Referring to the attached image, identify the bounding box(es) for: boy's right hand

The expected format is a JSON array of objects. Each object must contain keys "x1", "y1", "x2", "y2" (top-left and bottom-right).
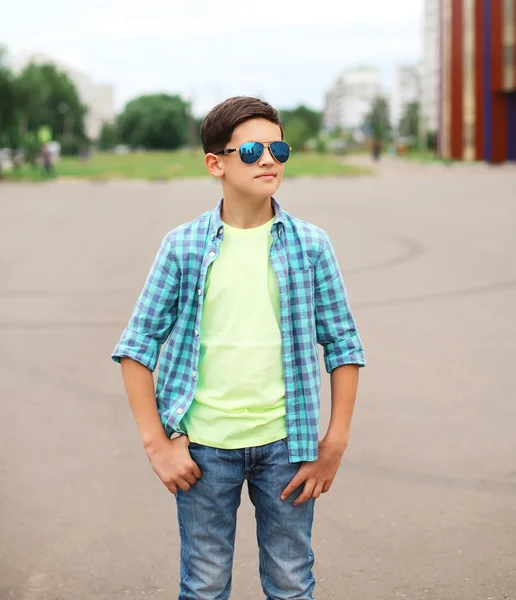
[{"x1": 144, "y1": 435, "x2": 202, "y2": 494}]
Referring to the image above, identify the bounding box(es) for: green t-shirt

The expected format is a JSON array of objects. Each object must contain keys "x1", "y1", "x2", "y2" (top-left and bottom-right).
[{"x1": 181, "y1": 217, "x2": 287, "y2": 448}]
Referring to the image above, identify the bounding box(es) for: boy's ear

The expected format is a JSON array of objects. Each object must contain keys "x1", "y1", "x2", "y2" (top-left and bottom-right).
[{"x1": 205, "y1": 153, "x2": 224, "y2": 178}]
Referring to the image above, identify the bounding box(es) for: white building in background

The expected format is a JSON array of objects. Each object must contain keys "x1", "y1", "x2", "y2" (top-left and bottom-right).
[
  {"x1": 11, "y1": 52, "x2": 115, "y2": 141},
  {"x1": 391, "y1": 65, "x2": 421, "y2": 136},
  {"x1": 323, "y1": 68, "x2": 381, "y2": 133},
  {"x1": 420, "y1": 0, "x2": 440, "y2": 138}
]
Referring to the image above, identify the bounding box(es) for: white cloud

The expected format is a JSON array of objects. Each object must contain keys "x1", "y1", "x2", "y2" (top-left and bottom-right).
[{"x1": 3, "y1": 0, "x2": 423, "y2": 113}]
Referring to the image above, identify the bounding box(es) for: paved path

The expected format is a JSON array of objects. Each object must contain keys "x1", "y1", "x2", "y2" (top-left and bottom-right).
[
  {"x1": 346, "y1": 153, "x2": 516, "y2": 179},
  {"x1": 1, "y1": 165, "x2": 515, "y2": 599}
]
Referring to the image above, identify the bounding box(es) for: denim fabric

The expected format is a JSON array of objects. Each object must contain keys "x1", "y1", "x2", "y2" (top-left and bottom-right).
[{"x1": 175, "y1": 439, "x2": 315, "y2": 600}]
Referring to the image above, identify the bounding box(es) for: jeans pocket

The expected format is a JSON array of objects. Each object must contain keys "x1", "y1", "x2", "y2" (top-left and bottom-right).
[{"x1": 188, "y1": 442, "x2": 203, "y2": 451}]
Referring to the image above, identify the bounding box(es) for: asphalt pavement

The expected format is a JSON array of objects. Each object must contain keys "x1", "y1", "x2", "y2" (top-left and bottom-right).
[{"x1": 1, "y1": 161, "x2": 515, "y2": 599}]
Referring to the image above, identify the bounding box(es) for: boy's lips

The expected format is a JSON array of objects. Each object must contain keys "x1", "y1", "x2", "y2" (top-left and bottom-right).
[{"x1": 255, "y1": 172, "x2": 276, "y2": 179}]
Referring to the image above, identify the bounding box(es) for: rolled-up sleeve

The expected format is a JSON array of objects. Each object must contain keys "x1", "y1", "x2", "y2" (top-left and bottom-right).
[
  {"x1": 314, "y1": 233, "x2": 366, "y2": 373},
  {"x1": 111, "y1": 232, "x2": 180, "y2": 372}
]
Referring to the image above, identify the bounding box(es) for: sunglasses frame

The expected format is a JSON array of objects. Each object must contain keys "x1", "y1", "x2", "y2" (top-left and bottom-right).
[{"x1": 214, "y1": 141, "x2": 291, "y2": 164}]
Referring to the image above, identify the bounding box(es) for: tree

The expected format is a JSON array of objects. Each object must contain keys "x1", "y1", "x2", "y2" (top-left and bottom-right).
[
  {"x1": 16, "y1": 62, "x2": 87, "y2": 153},
  {"x1": 98, "y1": 122, "x2": 118, "y2": 150},
  {"x1": 194, "y1": 117, "x2": 204, "y2": 146},
  {"x1": 280, "y1": 105, "x2": 321, "y2": 149},
  {"x1": 426, "y1": 131, "x2": 437, "y2": 152},
  {"x1": 364, "y1": 95, "x2": 391, "y2": 144},
  {"x1": 117, "y1": 94, "x2": 189, "y2": 150},
  {"x1": 283, "y1": 117, "x2": 312, "y2": 152},
  {"x1": 0, "y1": 66, "x2": 16, "y2": 143},
  {"x1": 0, "y1": 46, "x2": 18, "y2": 148},
  {"x1": 398, "y1": 101, "x2": 420, "y2": 144}
]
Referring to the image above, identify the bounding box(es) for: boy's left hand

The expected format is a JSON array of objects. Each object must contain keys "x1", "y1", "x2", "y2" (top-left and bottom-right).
[{"x1": 281, "y1": 437, "x2": 347, "y2": 506}]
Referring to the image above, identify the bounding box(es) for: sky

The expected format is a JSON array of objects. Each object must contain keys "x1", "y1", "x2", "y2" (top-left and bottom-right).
[{"x1": 2, "y1": 0, "x2": 424, "y2": 117}]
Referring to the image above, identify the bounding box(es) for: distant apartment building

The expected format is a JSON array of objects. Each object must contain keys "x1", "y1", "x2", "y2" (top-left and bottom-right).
[
  {"x1": 323, "y1": 68, "x2": 381, "y2": 132},
  {"x1": 12, "y1": 52, "x2": 115, "y2": 141},
  {"x1": 421, "y1": 0, "x2": 441, "y2": 139},
  {"x1": 440, "y1": 0, "x2": 516, "y2": 162},
  {"x1": 391, "y1": 65, "x2": 421, "y2": 135}
]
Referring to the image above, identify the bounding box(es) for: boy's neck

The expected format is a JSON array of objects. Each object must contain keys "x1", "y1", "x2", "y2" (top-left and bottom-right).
[{"x1": 220, "y1": 192, "x2": 274, "y2": 229}]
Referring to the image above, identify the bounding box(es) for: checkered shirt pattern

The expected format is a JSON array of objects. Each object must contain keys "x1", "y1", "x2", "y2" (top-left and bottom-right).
[{"x1": 112, "y1": 198, "x2": 365, "y2": 462}]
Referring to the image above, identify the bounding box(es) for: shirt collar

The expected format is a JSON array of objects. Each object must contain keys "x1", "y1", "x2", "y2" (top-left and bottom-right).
[{"x1": 210, "y1": 197, "x2": 285, "y2": 240}]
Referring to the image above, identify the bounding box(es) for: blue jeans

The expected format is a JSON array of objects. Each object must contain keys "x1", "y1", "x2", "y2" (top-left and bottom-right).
[{"x1": 175, "y1": 438, "x2": 316, "y2": 600}]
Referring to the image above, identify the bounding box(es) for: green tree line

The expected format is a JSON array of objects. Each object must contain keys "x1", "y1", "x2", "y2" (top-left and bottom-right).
[
  {"x1": 99, "y1": 101, "x2": 324, "y2": 153},
  {"x1": 2, "y1": 41, "x2": 429, "y2": 162},
  {"x1": 0, "y1": 46, "x2": 88, "y2": 155},
  {"x1": 1, "y1": 43, "x2": 325, "y2": 157}
]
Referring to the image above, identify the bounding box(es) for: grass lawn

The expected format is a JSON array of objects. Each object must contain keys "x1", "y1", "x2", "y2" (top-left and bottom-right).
[
  {"x1": 3, "y1": 150, "x2": 371, "y2": 182},
  {"x1": 403, "y1": 150, "x2": 444, "y2": 163}
]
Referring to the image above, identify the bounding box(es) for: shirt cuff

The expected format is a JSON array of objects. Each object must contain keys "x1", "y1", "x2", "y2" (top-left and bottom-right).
[
  {"x1": 323, "y1": 339, "x2": 366, "y2": 373},
  {"x1": 111, "y1": 328, "x2": 160, "y2": 372}
]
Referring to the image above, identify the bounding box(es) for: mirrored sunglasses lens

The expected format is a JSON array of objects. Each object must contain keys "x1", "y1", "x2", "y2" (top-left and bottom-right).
[
  {"x1": 239, "y1": 142, "x2": 264, "y2": 164},
  {"x1": 270, "y1": 141, "x2": 290, "y2": 163}
]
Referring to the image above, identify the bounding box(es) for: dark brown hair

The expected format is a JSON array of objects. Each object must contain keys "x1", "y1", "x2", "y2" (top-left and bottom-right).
[{"x1": 200, "y1": 96, "x2": 283, "y2": 154}]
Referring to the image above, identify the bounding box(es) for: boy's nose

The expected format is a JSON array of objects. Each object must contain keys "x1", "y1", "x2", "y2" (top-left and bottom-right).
[{"x1": 258, "y1": 146, "x2": 274, "y2": 167}]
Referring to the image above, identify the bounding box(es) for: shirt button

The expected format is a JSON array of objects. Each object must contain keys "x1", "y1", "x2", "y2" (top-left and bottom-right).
[
  {"x1": 192, "y1": 371, "x2": 197, "y2": 378},
  {"x1": 209, "y1": 251, "x2": 215, "y2": 257},
  {"x1": 218, "y1": 227, "x2": 223, "y2": 235},
  {"x1": 176, "y1": 408, "x2": 183, "y2": 414},
  {"x1": 198, "y1": 289, "x2": 202, "y2": 296},
  {"x1": 195, "y1": 329, "x2": 199, "y2": 336}
]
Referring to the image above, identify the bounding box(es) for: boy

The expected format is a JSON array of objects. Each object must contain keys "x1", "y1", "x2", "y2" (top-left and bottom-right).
[{"x1": 112, "y1": 96, "x2": 366, "y2": 600}]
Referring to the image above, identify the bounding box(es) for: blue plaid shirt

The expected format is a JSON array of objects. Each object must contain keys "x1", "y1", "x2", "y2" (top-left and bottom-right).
[{"x1": 112, "y1": 198, "x2": 365, "y2": 462}]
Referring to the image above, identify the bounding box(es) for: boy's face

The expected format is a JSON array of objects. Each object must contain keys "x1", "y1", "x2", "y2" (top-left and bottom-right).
[{"x1": 206, "y1": 118, "x2": 285, "y2": 198}]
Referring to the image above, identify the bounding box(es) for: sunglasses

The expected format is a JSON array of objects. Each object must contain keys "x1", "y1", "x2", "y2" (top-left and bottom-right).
[{"x1": 214, "y1": 141, "x2": 291, "y2": 165}]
